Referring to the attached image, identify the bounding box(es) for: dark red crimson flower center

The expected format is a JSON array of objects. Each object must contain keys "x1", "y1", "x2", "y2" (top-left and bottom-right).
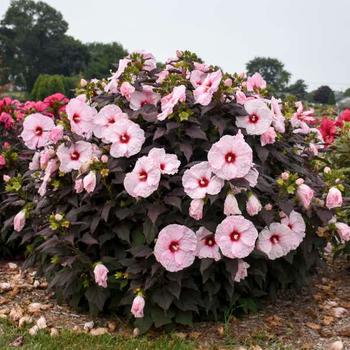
[
  {"x1": 140, "y1": 100, "x2": 148, "y2": 107},
  {"x1": 169, "y1": 241, "x2": 180, "y2": 253},
  {"x1": 198, "y1": 177, "x2": 209, "y2": 188},
  {"x1": 70, "y1": 151, "x2": 80, "y2": 161},
  {"x1": 225, "y1": 152, "x2": 236, "y2": 163},
  {"x1": 230, "y1": 231, "x2": 240, "y2": 242},
  {"x1": 72, "y1": 113, "x2": 81, "y2": 123},
  {"x1": 35, "y1": 126, "x2": 43, "y2": 136},
  {"x1": 160, "y1": 163, "x2": 165, "y2": 171},
  {"x1": 205, "y1": 236, "x2": 216, "y2": 247},
  {"x1": 249, "y1": 114, "x2": 259, "y2": 124},
  {"x1": 138, "y1": 170, "x2": 148, "y2": 182},
  {"x1": 270, "y1": 234, "x2": 280, "y2": 244},
  {"x1": 108, "y1": 116, "x2": 116, "y2": 124},
  {"x1": 120, "y1": 133, "x2": 130, "y2": 144},
  {"x1": 288, "y1": 223, "x2": 293, "y2": 229}
]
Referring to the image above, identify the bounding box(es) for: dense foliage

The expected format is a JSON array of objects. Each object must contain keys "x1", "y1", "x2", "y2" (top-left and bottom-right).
[{"x1": 2, "y1": 51, "x2": 347, "y2": 332}]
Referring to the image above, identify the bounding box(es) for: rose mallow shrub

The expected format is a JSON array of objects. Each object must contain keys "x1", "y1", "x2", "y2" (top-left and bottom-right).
[{"x1": 7, "y1": 51, "x2": 341, "y2": 331}]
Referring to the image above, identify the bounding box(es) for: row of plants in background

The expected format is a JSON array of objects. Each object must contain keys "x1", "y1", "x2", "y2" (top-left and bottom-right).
[{"x1": 1, "y1": 50, "x2": 349, "y2": 332}]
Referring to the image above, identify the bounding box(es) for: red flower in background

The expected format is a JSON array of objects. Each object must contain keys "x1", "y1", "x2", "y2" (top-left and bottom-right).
[
  {"x1": 336, "y1": 108, "x2": 350, "y2": 127},
  {"x1": 319, "y1": 118, "x2": 337, "y2": 145}
]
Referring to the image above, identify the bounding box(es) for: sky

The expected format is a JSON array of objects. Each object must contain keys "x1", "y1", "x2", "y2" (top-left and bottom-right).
[{"x1": 0, "y1": 0, "x2": 349, "y2": 91}]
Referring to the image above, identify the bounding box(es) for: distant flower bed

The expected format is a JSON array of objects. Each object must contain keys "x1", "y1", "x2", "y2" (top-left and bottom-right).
[{"x1": 2, "y1": 51, "x2": 348, "y2": 331}]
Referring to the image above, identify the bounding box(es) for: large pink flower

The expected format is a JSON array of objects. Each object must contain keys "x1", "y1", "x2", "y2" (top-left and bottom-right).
[
  {"x1": 93, "y1": 104, "x2": 128, "y2": 139},
  {"x1": 193, "y1": 70, "x2": 222, "y2": 106},
  {"x1": 281, "y1": 210, "x2": 306, "y2": 249},
  {"x1": 154, "y1": 224, "x2": 197, "y2": 272},
  {"x1": 66, "y1": 98, "x2": 96, "y2": 138},
  {"x1": 182, "y1": 162, "x2": 224, "y2": 199},
  {"x1": 158, "y1": 85, "x2": 186, "y2": 121},
  {"x1": 148, "y1": 148, "x2": 181, "y2": 175},
  {"x1": 129, "y1": 86, "x2": 160, "y2": 111},
  {"x1": 208, "y1": 131, "x2": 253, "y2": 180},
  {"x1": 103, "y1": 119, "x2": 145, "y2": 158},
  {"x1": 215, "y1": 215, "x2": 258, "y2": 259},
  {"x1": 236, "y1": 99, "x2": 273, "y2": 135},
  {"x1": 124, "y1": 156, "x2": 161, "y2": 198},
  {"x1": 21, "y1": 113, "x2": 55, "y2": 150},
  {"x1": 56, "y1": 141, "x2": 93, "y2": 173},
  {"x1": 196, "y1": 227, "x2": 221, "y2": 261},
  {"x1": 257, "y1": 223, "x2": 299, "y2": 260},
  {"x1": 246, "y1": 73, "x2": 266, "y2": 91}
]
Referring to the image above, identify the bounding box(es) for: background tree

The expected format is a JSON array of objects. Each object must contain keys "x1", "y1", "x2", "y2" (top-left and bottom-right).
[
  {"x1": 312, "y1": 85, "x2": 335, "y2": 105},
  {"x1": 246, "y1": 57, "x2": 291, "y2": 94},
  {"x1": 0, "y1": 0, "x2": 89, "y2": 90},
  {"x1": 286, "y1": 79, "x2": 308, "y2": 100},
  {"x1": 84, "y1": 42, "x2": 128, "y2": 79},
  {"x1": 343, "y1": 87, "x2": 350, "y2": 97}
]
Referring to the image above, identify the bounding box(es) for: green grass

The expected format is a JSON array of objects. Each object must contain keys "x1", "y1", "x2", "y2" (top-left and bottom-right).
[{"x1": 0, "y1": 320, "x2": 196, "y2": 350}]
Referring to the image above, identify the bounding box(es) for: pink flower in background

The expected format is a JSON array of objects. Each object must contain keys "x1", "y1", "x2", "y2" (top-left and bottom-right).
[
  {"x1": 124, "y1": 156, "x2": 161, "y2": 198},
  {"x1": 182, "y1": 162, "x2": 224, "y2": 199},
  {"x1": 56, "y1": 141, "x2": 93, "y2": 173},
  {"x1": 66, "y1": 98, "x2": 96, "y2": 138},
  {"x1": 244, "y1": 168, "x2": 259, "y2": 187},
  {"x1": 290, "y1": 101, "x2": 315, "y2": 133},
  {"x1": 148, "y1": 148, "x2": 180, "y2": 175},
  {"x1": 0, "y1": 112, "x2": 14, "y2": 129},
  {"x1": 193, "y1": 70, "x2": 222, "y2": 106},
  {"x1": 154, "y1": 224, "x2": 197, "y2": 272},
  {"x1": 196, "y1": 227, "x2": 221, "y2": 261},
  {"x1": 132, "y1": 50, "x2": 157, "y2": 71},
  {"x1": 270, "y1": 97, "x2": 285, "y2": 133},
  {"x1": 131, "y1": 295, "x2": 145, "y2": 318},
  {"x1": 156, "y1": 70, "x2": 169, "y2": 84},
  {"x1": 158, "y1": 85, "x2": 186, "y2": 121},
  {"x1": 0, "y1": 155, "x2": 5, "y2": 168},
  {"x1": 93, "y1": 104, "x2": 128, "y2": 139},
  {"x1": 74, "y1": 178, "x2": 84, "y2": 193},
  {"x1": 224, "y1": 193, "x2": 242, "y2": 216},
  {"x1": 49, "y1": 125, "x2": 64, "y2": 144},
  {"x1": 120, "y1": 82, "x2": 135, "y2": 100},
  {"x1": 296, "y1": 184, "x2": 314, "y2": 209},
  {"x1": 260, "y1": 127, "x2": 277, "y2": 146},
  {"x1": 104, "y1": 119, "x2": 145, "y2": 158},
  {"x1": 234, "y1": 260, "x2": 250, "y2": 282},
  {"x1": 129, "y1": 86, "x2": 161, "y2": 111},
  {"x1": 189, "y1": 199, "x2": 204, "y2": 221},
  {"x1": 21, "y1": 113, "x2": 55, "y2": 150},
  {"x1": 208, "y1": 131, "x2": 253, "y2": 180},
  {"x1": 93, "y1": 264, "x2": 109, "y2": 288},
  {"x1": 335, "y1": 222, "x2": 350, "y2": 242},
  {"x1": 257, "y1": 223, "x2": 298, "y2": 260},
  {"x1": 215, "y1": 215, "x2": 258, "y2": 259},
  {"x1": 14, "y1": 209, "x2": 26, "y2": 232},
  {"x1": 246, "y1": 193, "x2": 262, "y2": 216},
  {"x1": 236, "y1": 99, "x2": 273, "y2": 135},
  {"x1": 246, "y1": 73, "x2": 266, "y2": 91},
  {"x1": 83, "y1": 171, "x2": 97, "y2": 193},
  {"x1": 326, "y1": 187, "x2": 343, "y2": 209}
]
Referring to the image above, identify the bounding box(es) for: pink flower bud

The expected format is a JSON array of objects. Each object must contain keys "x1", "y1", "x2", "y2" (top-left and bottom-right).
[
  {"x1": 264, "y1": 203, "x2": 273, "y2": 211},
  {"x1": 0, "y1": 155, "x2": 6, "y2": 168},
  {"x1": 295, "y1": 178, "x2": 304, "y2": 185},
  {"x1": 3, "y1": 142, "x2": 10, "y2": 150},
  {"x1": 83, "y1": 171, "x2": 96, "y2": 193},
  {"x1": 189, "y1": 199, "x2": 204, "y2": 221},
  {"x1": 54, "y1": 214, "x2": 63, "y2": 221},
  {"x1": 224, "y1": 78, "x2": 232, "y2": 87},
  {"x1": 14, "y1": 210, "x2": 26, "y2": 232},
  {"x1": 281, "y1": 172, "x2": 289, "y2": 181},
  {"x1": 326, "y1": 187, "x2": 343, "y2": 209},
  {"x1": 246, "y1": 194, "x2": 262, "y2": 216},
  {"x1": 260, "y1": 127, "x2": 277, "y2": 146},
  {"x1": 101, "y1": 155, "x2": 108, "y2": 163},
  {"x1": 93, "y1": 264, "x2": 109, "y2": 288},
  {"x1": 296, "y1": 184, "x2": 314, "y2": 209},
  {"x1": 80, "y1": 79, "x2": 87, "y2": 87},
  {"x1": 74, "y1": 179, "x2": 84, "y2": 193},
  {"x1": 335, "y1": 222, "x2": 350, "y2": 242},
  {"x1": 131, "y1": 295, "x2": 145, "y2": 318},
  {"x1": 224, "y1": 193, "x2": 241, "y2": 216},
  {"x1": 3, "y1": 174, "x2": 10, "y2": 182}
]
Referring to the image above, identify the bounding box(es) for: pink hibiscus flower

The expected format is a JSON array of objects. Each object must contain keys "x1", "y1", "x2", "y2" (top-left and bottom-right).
[
  {"x1": 257, "y1": 223, "x2": 299, "y2": 260},
  {"x1": 196, "y1": 227, "x2": 221, "y2": 261},
  {"x1": 207, "y1": 131, "x2": 253, "y2": 180},
  {"x1": 154, "y1": 224, "x2": 197, "y2": 272},
  {"x1": 246, "y1": 73, "x2": 266, "y2": 91},
  {"x1": 20, "y1": 113, "x2": 55, "y2": 150},
  {"x1": 215, "y1": 215, "x2": 258, "y2": 259},
  {"x1": 270, "y1": 97, "x2": 285, "y2": 133},
  {"x1": 158, "y1": 85, "x2": 186, "y2": 121},
  {"x1": 66, "y1": 98, "x2": 96, "y2": 138},
  {"x1": 193, "y1": 70, "x2": 222, "y2": 106},
  {"x1": 189, "y1": 199, "x2": 204, "y2": 221},
  {"x1": 103, "y1": 119, "x2": 145, "y2": 158},
  {"x1": 234, "y1": 259, "x2": 250, "y2": 282},
  {"x1": 260, "y1": 127, "x2": 277, "y2": 146},
  {"x1": 56, "y1": 141, "x2": 93, "y2": 173},
  {"x1": 244, "y1": 167, "x2": 259, "y2": 187},
  {"x1": 123, "y1": 156, "x2": 161, "y2": 198},
  {"x1": 182, "y1": 162, "x2": 224, "y2": 199},
  {"x1": 93, "y1": 104, "x2": 128, "y2": 139},
  {"x1": 281, "y1": 210, "x2": 306, "y2": 249},
  {"x1": 236, "y1": 99, "x2": 273, "y2": 135},
  {"x1": 296, "y1": 183, "x2": 314, "y2": 209},
  {"x1": 148, "y1": 148, "x2": 180, "y2": 175},
  {"x1": 129, "y1": 86, "x2": 160, "y2": 111}
]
